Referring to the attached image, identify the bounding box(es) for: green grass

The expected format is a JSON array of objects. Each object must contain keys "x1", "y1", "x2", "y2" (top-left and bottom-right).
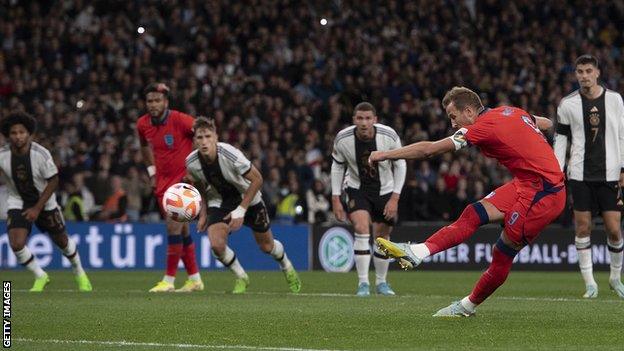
[{"x1": 2, "y1": 270, "x2": 624, "y2": 350}]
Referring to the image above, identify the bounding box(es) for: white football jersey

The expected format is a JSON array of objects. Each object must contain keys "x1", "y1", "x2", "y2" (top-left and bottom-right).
[
  {"x1": 554, "y1": 88, "x2": 624, "y2": 182},
  {"x1": 185, "y1": 142, "x2": 262, "y2": 208},
  {"x1": 331, "y1": 123, "x2": 406, "y2": 196},
  {"x1": 0, "y1": 142, "x2": 60, "y2": 210}
]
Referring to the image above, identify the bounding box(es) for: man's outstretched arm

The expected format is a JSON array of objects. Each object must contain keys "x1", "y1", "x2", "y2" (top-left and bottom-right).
[{"x1": 370, "y1": 138, "x2": 455, "y2": 163}]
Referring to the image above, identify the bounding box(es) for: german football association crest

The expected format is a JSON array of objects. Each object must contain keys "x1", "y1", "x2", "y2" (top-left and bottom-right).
[
  {"x1": 589, "y1": 115, "x2": 600, "y2": 126},
  {"x1": 319, "y1": 227, "x2": 355, "y2": 272},
  {"x1": 589, "y1": 106, "x2": 600, "y2": 126}
]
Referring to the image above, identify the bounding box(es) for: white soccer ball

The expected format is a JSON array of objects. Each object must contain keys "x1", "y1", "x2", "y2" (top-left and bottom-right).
[{"x1": 162, "y1": 183, "x2": 202, "y2": 222}]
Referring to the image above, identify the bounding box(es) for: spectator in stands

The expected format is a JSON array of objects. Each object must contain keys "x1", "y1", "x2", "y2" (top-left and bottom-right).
[
  {"x1": 429, "y1": 178, "x2": 453, "y2": 221},
  {"x1": 71, "y1": 172, "x2": 95, "y2": 217},
  {"x1": 262, "y1": 167, "x2": 282, "y2": 218},
  {"x1": 94, "y1": 175, "x2": 127, "y2": 222},
  {"x1": 306, "y1": 179, "x2": 330, "y2": 224},
  {"x1": 276, "y1": 179, "x2": 303, "y2": 223},
  {"x1": 415, "y1": 161, "x2": 437, "y2": 189},
  {"x1": 63, "y1": 180, "x2": 87, "y2": 221},
  {"x1": 124, "y1": 166, "x2": 151, "y2": 222}
]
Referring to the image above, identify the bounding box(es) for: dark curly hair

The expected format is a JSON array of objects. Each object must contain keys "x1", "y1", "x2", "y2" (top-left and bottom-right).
[
  {"x1": 1, "y1": 111, "x2": 37, "y2": 138},
  {"x1": 143, "y1": 82, "x2": 170, "y2": 99}
]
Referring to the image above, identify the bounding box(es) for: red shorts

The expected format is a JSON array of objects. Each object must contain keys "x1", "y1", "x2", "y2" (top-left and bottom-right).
[{"x1": 485, "y1": 178, "x2": 566, "y2": 245}]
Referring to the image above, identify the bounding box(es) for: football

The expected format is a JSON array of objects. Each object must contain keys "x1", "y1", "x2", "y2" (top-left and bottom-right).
[{"x1": 162, "y1": 183, "x2": 202, "y2": 222}]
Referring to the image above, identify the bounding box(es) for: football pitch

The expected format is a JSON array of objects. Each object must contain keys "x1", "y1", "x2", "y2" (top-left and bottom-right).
[{"x1": 3, "y1": 270, "x2": 623, "y2": 350}]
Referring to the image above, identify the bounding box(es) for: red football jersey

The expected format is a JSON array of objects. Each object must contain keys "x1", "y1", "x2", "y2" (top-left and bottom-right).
[
  {"x1": 136, "y1": 109, "x2": 195, "y2": 196},
  {"x1": 454, "y1": 106, "x2": 564, "y2": 185}
]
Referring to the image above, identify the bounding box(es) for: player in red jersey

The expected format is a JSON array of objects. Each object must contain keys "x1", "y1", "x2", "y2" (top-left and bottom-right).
[
  {"x1": 371, "y1": 87, "x2": 566, "y2": 316},
  {"x1": 136, "y1": 83, "x2": 203, "y2": 292}
]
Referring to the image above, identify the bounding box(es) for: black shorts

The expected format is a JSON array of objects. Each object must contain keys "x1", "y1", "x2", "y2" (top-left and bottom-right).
[
  {"x1": 207, "y1": 201, "x2": 271, "y2": 233},
  {"x1": 344, "y1": 187, "x2": 395, "y2": 225},
  {"x1": 7, "y1": 208, "x2": 66, "y2": 235},
  {"x1": 568, "y1": 180, "x2": 622, "y2": 212}
]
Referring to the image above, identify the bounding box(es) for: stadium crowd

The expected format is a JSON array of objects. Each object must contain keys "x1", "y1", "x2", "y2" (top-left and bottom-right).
[{"x1": 0, "y1": 0, "x2": 623, "y2": 223}]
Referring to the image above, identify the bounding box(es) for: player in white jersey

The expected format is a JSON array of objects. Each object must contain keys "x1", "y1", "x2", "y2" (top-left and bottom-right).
[
  {"x1": 0, "y1": 112, "x2": 91, "y2": 292},
  {"x1": 331, "y1": 102, "x2": 406, "y2": 296},
  {"x1": 554, "y1": 55, "x2": 624, "y2": 298},
  {"x1": 186, "y1": 117, "x2": 301, "y2": 294}
]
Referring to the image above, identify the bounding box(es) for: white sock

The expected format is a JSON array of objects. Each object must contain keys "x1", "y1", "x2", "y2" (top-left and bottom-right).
[
  {"x1": 461, "y1": 296, "x2": 477, "y2": 312},
  {"x1": 354, "y1": 234, "x2": 371, "y2": 284},
  {"x1": 188, "y1": 273, "x2": 201, "y2": 281},
  {"x1": 575, "y1": 236, "x2": 596, "y2": 287},
  {"x1": 608, "y1": 238, "x2": 623, "y2": 282},
  {"x1": 14, "y1": 247, "x2": 46, "y2": 278},
  {"x1": 409, "y1": 243, "x2": 431, "y2": 259},
  {"x1": 61, "y1": 237, "x2": 85, "y2": 275},
  {"x1": 270, "y1": 240, "x2": 293, "y2": 271},
  {"x1": 218, "y1": 246, "x2": 247, "y2": 279},
  {"x1": 163, "y1": 275, "x2": 175, "y2": 284},
  {"x1": 373, "y1": 245, "x2": 389, "y2": 285}
]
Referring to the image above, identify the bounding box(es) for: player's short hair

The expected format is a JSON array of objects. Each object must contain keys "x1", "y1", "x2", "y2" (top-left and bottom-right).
[
  {"x1": 353, "y1": 102, "x2": 376, "y2": 116},
  {"x1": 143, "y1": 82, "x2": 170, "y2": 99},
  {"x1": 575, "y1": 54, "x2": 599, "y2": 69},
  {"x1": 442, "y1": 86, "x2": 483, "y2": 111},
  {"x1": 193, "y1": 116, "x2": 217, "y2": 134},
  {"x1": 1, "y1": 111, "x2": 37, "y2": 137}
]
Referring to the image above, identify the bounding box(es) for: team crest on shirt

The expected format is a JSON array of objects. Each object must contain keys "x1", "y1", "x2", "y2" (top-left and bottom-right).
[
  {"x1": 589, "y1": 106, "x2": 600, "y2": 126},
  {"x1": 15, "y1": 165, "x2": 28, "y2": 182},
  {"x1": 502, "y1": 107, "x2": 513, "y2": 116},
  {"x1": 164, "y1": 134, "x2": 174, "y2": 149},
  {"x1": 589, "y1": 115, "x2": 600, "y2": 126}
]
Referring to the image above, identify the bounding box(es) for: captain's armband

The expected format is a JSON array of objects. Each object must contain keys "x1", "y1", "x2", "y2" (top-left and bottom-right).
[{"x1": 450, "y1": 128, "x2": 469, "y2": 150}]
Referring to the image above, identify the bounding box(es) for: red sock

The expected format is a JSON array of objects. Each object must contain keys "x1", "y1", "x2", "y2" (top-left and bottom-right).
[
  {"x1": 425, "y1": 203, "x2": 487, "y2": 255},
  {"x1": 166, "y1": 236, "x2": 184, "y2": 277},
  {"x1": 469, "y1": 243, "x2": 515, "y2": 304},
  {"x1": 181, "y1": 236, "x2": 199, "y2": 276}
]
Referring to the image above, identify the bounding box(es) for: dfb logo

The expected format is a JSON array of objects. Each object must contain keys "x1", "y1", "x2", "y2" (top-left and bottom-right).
[{"x1": 319, "y1": 227, "x2": 355, "y2": 273}]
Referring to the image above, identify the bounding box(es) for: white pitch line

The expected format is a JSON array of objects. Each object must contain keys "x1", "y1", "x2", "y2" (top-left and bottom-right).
[
  {"x1": 255, "y1": 291, "x2": 624, "y2": 304},
  {"x1": 12, "y1": 289, "x2": 624, "y2": 304},
  {"x1": 14, "y1": 338, "x2": 344, "y2": 351}
]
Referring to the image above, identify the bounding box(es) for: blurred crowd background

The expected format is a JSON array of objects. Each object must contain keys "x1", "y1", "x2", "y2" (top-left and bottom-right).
[{"x1": 1, "y1": 0, "x2": 623, "y2": 224}]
